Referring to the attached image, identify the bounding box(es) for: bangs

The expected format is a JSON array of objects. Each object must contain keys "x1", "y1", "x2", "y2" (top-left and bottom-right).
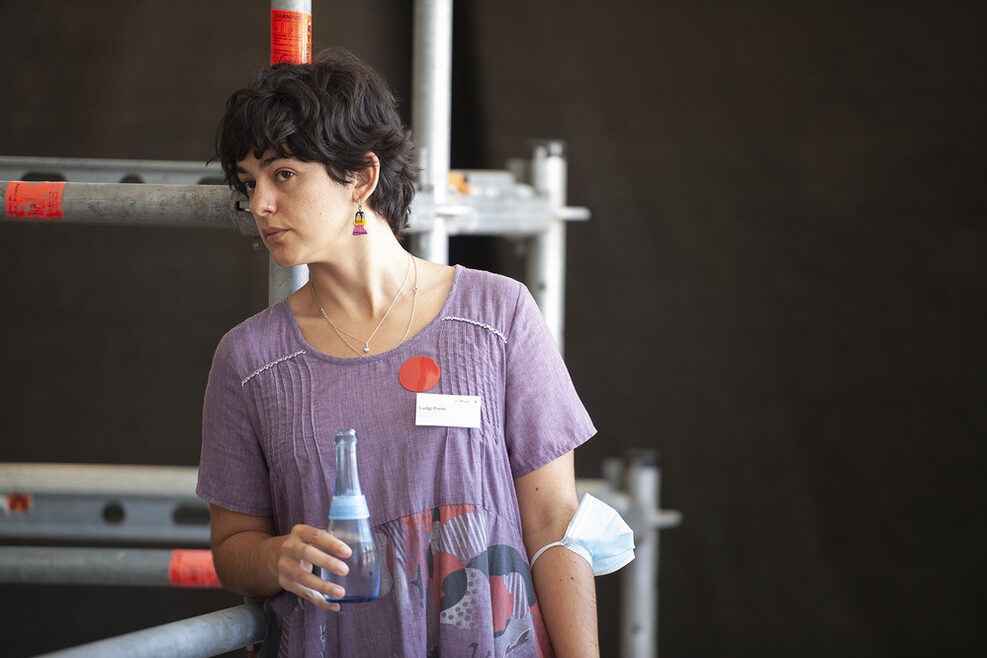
[
  {"x1": 218, "y1": 81, "x2": 350, "y2": 192},
  {"x1": 219, "y1": 92, "x2": 300, "y2": 190}
]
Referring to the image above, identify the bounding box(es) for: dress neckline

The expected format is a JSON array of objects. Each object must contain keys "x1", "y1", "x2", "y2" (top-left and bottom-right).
[{"x1": 281, "y1": 264, "x2": 463, "y2": 364}]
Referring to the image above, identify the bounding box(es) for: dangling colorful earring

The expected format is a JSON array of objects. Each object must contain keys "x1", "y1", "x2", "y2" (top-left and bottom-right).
[{"x1": 353, "y1": 199, "x2": 368, "y2": 235}]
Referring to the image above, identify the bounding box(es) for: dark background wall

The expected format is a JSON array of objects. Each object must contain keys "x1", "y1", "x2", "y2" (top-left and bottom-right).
[{"x1": 1, "y1": 1, "x2": 983, "y2": 656}]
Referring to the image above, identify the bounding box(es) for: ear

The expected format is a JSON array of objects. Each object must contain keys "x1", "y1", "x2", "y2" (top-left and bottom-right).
[{"x1": 352, "y1": 153, "x2": 381, "y2": 205}]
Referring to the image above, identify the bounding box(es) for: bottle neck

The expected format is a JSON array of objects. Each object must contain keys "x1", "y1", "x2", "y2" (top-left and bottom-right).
[{"x1": 334, "y1": 436, "x2": 362, "y2": 496}]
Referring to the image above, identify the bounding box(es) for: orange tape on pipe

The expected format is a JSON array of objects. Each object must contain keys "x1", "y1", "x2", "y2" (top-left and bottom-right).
[
  {"x1": 271, "y1": 9, "x2": 312, "y2": 65},
  {"x1": 5, "y1": 181, "x2": 65, "y2": 219},
  {"x1": 168, "y1": 549, "x2": 221, "y2": 588}
]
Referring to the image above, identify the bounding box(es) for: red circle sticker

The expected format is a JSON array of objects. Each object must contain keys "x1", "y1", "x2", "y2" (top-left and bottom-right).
[{"x1": 399, "y1": 356, "x2": 441, "y2": 392}]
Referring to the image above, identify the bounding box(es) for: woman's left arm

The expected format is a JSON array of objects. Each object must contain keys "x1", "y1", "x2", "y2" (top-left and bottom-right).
[{"x1": 515, "y1": 451, "x2": 599, "y2": 657}]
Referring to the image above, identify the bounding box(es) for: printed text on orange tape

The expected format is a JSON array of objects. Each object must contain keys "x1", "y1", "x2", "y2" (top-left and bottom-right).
[
  {"x1": 5, "y1": 181, "x2": 66, "y2": 219},
  {"x1": 270, "y1": 10, "x2": 312, "y2": 65},
  {"x1": 168, "y1": 549, "x2": 221, "y2": 588}
]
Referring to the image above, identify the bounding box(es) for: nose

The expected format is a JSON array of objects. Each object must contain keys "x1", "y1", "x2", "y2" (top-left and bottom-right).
[{"x1": 250, "y1": 181, "x2": 275, "y2": 217}]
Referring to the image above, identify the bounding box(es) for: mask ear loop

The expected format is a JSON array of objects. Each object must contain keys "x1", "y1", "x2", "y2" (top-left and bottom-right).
[
  {"x1": 529, "y1": 540, "x2": 567, "y2": 569},
  {"x1": 530, "y1": 493, "x2": 593, "y2": 569}
]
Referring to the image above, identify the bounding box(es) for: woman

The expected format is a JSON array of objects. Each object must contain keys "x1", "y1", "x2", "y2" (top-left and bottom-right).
[{"x1": 197, "y1": 47, "x2": 599, "y2": 657}]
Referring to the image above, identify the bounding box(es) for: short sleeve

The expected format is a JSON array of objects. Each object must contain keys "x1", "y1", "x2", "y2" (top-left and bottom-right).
[
  {"x1": 196, "y1": 332, "x2": 273, "y2": 516},
  {"x1": 503, "y1": 283, "x2": 596, "y2": 477}
]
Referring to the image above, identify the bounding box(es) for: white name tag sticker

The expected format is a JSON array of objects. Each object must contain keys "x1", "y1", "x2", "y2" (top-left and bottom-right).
[{"x1": 416, "y1": 393, "x2": 481, "y2": 429}]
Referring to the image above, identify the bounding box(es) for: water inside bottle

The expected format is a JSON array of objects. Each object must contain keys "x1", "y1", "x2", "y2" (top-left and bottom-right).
[{"x1": 318, "y1": 538, "x2": 380, "y2": 603}]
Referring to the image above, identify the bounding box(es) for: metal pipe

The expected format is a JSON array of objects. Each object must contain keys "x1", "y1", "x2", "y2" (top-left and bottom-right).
[
  {"x1": 266, "y1": 0, "x2": 312, "y2": 303},
  {"x1": 268, "y1": 257, "x2": 309, "y2": 306},
  {"x1": 1, "y1": 181, "x2": 252, "y2": 231},
  {"x1": 410, "y1": 0, "x2": 453, "y2": 264},
  {"x1": 35, "y1": 603, "x2": 265, "y2": 658},
  {"x1": 271, "y1": 0, "x2": 310, "y2": 13},
  {"x1": 410, "y1": 210, "x2": 450, "y2": 266},
  {"x1": 0, "y1": 547, "x2": 219, "y2": 588},
  {"x1": 0, "y1": 494, "x2": 211, "y2": 545},
  {"x1": 526, "y1": 140, "x2": 569, "y2": 353},
  {"x1": 621, "y1": 452, "x2": 660, "y2": 658},
  {"x1": 0, "y1": 463, "x2": 210, "y2": 545},
  {"x1": 0, "y1": 155, "x2": 222, "y2": 184},
  {"x1": 0, "y1": 462, "x2": 199, "y2": 496}
]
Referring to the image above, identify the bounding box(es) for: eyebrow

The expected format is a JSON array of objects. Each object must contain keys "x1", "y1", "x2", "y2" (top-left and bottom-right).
[{"x1": 235, "y1": 154, "x2": 283, "y2": 175}]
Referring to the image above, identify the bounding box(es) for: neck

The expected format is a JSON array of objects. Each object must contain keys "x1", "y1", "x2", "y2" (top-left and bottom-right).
[{"x1": 306, "y1": 223, "x2": 411, "y2": 321}]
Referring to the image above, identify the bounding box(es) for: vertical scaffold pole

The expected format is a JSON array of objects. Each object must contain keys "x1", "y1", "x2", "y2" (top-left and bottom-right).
[
  {"x1": 527, "y1": 140, "x2": 569, "y2": 353},
  {"x1": 410, "y1": 0, "x2": 453, "y2": 265},
  {"x1": 621, "y1": 452, "x2": 660, "y2": 658},
  {"x1": 267, "y1": 0, "x2": 313, "y2": 304}
]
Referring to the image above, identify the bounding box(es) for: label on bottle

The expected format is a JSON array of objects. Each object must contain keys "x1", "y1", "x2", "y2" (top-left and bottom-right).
[{"x1": 329, "y1": 494, "x2": 370, "y2": 520}]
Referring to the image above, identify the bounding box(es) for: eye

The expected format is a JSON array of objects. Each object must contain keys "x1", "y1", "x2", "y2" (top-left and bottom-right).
[
  {"x1": 275, "y1": 170, "x2": 295, "y2": 183},
  {"x1": 239, "y1": 179, "x2": 256, "y2": 194}
]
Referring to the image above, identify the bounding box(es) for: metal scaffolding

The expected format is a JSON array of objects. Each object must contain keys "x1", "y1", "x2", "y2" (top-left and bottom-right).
[
  {"x1": 0, "y1": 143, "x2": 585, "y2": 344},
  {"x1": 1, "y1": 458, "x2": 680, "y2": 656}
]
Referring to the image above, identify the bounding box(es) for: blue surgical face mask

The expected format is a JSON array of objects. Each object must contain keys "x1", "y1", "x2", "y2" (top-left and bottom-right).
[{"x1": 529, "y1": 493, "x2": 635, "y2": 576}]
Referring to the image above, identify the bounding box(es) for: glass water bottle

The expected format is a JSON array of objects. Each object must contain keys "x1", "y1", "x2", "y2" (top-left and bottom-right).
[{"x1": 317, "y1": 428, "x2": 380, "y2": 603}]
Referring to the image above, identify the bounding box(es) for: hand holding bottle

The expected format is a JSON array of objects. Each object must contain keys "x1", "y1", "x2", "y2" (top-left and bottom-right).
[
  {"x1": 275, "y1": 523, "x2": 353, "y2": 611},
  {"x1": 319, "y1": 429, "x2": 381, "y2": 603},
  {"x1": 267, "y1": 429, "x2": 379, "y2": 610}
]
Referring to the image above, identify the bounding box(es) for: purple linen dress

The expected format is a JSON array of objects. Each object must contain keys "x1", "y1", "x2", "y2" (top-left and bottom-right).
[{"x1": 197, "y1": 266, "x2": 595, "y2": 657}]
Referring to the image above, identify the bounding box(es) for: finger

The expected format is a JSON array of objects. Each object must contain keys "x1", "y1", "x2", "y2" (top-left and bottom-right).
[
  {"x1": 299, "y1": 544, "x2": 350, "y2": 576},
  {"x1": 297, "y1": 567, "x2": 348, "y2": 601},
  {"x1": 286, "y1": 523, "x2": 327, "y2": 547},
  {"x1": 283, "y1": 579, "x2": 343, "y2": 612},
  {"x1": 276, "y1": 554, "x2": 346, "y2": 600},
  {"x1": 310, "y1": 528, "x2": 354, "y2": 559},
  {"x1": 277, "y1": 547, "x2": 349, "y2": 599},
  {"x1": 286, "y1": 525, "x2": 353, "y2": 559}
]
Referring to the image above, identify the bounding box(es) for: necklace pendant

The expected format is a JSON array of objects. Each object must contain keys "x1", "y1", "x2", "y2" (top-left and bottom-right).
[{"x1": 363, "y1": 346, "x2": 370, "y2": 353}]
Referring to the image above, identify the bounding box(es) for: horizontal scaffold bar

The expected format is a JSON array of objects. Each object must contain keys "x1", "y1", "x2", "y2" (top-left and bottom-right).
[
  {"x1": 0, "y1": 463, "x2": 211, "y2": 545},
  {"x1": 0, "y1": 546, "x2": 220, "y2": 588},
  {"x1": 0, "y1": 155, "x2": 223, "y2": 185},
  {"x1": 0, "y1": 462, "x2": 199, "y2": 496},
  {"x1": 34, "y1": 603, "x2": 264, "y2": 658},
  {"x1": 1, "y1": 181, "x2": 257, "y2": 233}
]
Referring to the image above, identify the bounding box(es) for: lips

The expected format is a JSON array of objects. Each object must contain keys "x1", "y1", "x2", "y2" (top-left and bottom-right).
[{"x1": 263, "y1": 227, "x2": 289, "y2": 242}]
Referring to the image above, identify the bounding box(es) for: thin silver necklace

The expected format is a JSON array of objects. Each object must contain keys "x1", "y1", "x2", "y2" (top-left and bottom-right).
[
  {"x1": 331, "y1": 256, "x2": 419, "y2": 348},
  {"x1": 403, "y1": 256, "x2": 420, "y2": 345},
  {"x1": 311, "y1": 254, "x2": 416, "y2": 356}
]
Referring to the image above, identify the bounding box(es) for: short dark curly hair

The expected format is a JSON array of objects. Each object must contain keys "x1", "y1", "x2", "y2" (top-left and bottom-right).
[{"x1": 216, "y1": 47, "x2": 416, "y2": 234}]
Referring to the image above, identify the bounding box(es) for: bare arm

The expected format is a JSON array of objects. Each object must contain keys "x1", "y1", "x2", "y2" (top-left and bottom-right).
[
  {"x1": 209, "y1": 504, "x2": 354, "y2": 612},
  {"x1": 515, "y1": 452, "x2": 600, "y2": 657}
]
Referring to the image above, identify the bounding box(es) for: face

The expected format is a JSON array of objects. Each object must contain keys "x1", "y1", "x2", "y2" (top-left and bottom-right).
[{"x1": 236, "y1": 152, "x2": 355, "y2": 267}]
